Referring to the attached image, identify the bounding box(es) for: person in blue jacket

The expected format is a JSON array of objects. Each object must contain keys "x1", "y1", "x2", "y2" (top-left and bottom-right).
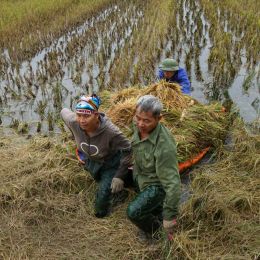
[{"x1": 157, "y1": 58, "x2": 191, "y2": 94}]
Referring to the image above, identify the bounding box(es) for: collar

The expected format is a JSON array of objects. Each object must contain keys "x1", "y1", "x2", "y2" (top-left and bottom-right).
[{"x1": 132, "y1": 123, "x2": 161, "y2": 145}]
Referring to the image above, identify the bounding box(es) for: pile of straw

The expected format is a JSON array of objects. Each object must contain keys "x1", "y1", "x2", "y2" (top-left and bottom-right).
[
  {"x1": 0, "y1": 117, "x2": 259, "y2": 259},
  {"x1": 169, "y1": 119, "x2": 260, "y2": 259},
  {"x1": 111, "y1": 87, "x2": 141, "y2": 104},
  {"x1": 104, "y1": 81, "x2": 230, "y2": 162},
  {"x1": 0, "y1": 133, "x2": 148, "y2": 259},
  {"x1": 107, "y1": 97, "x2": 136, "y2": 130},
  {"x1": 141, "y1": 82, "x2": 189, "y2": 111}
]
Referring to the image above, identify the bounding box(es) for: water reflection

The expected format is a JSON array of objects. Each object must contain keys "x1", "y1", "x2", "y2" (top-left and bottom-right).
[{"x1": 0, "y1": 0, "x2": 259, "y2": 134}]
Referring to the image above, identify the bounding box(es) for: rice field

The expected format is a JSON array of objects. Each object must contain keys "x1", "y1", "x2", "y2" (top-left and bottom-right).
[
  {"x1": 0, "y1": 0, "x2": 115, "y2": 61},
  {"x1": 0, "y1": 0, "x2": 260, "y2": 259},
  {"x1": 0, "y1": 0, "x2": 259, "y2": 133}
]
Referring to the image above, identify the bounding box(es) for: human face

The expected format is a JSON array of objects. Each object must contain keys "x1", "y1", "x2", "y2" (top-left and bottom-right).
[
  {"x1": 163, "y1": 70, "x2": 175, "y2": 79},
  {"x1": 134, "y1": 107, "x2": 161, "y2": 136},
  {"x1": 76, "y1": 112, "x2": 99, "y2": 131}
]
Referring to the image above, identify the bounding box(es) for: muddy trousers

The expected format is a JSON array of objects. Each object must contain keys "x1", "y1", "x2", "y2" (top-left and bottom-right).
[
  {"x1": 84, "y1": 153, "x2": 121, "y2": 218},
  {"x1": 127, "y1": 185, "x2": 165, "y2": 234}
]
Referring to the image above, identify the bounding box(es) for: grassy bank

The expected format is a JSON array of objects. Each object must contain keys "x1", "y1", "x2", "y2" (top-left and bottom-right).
[{"x1": 0, "y1": 0, "x2": 115, "y2": 61}]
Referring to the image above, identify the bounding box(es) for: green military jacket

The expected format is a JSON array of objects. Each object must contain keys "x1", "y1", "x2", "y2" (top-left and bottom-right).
[{"x1": 132, "y1": 123, "x2": 180, "y2": 220}]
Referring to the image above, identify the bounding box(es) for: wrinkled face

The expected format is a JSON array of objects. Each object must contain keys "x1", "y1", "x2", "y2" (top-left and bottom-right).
[
  {"x1": 134, "y1": 107, "x2": 161, "y2": 135},
  {"x1": 163, "y1": 70, "x2": 175, "y2": 79},
  {"x1": 76, "y1": 112, "x2": 99, "y2": 130}
]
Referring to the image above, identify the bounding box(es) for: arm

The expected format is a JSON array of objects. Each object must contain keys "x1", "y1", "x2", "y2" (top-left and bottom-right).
[
  {"x1": 60, "y1": 108, "x2": 76, "y2": 129},
  {"x1": 155, "y1": 139, "x2": 181, "y2": 220},
  {"x1": 177, "y1": 68, "x2": 191, "y2": 94},
  {"x1": 110, "y1": 132, "x2": 132, "y2": 193},
  {"x1": 110, "y1": 132, "x2": 132, "y2": 180}
]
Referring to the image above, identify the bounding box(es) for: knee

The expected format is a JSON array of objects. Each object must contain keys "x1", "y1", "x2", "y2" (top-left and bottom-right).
[{"x1": 127, "y1": 203, "x2": 139, "y2": 221}]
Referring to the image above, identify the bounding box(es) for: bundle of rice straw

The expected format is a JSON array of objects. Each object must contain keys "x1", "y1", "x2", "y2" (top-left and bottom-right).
[
  {"x1": 141, "y1": 82, "x2": 189, "y2": 111},
  {"x1": 107, "y1": 97, "x2": 136, "y2": 136},
  {"x1": 111, "y1": 87, "x2": 141, "y2": 104},
  {"x1": 104, "y1": 81, "x2": 230, "y2": 162}
]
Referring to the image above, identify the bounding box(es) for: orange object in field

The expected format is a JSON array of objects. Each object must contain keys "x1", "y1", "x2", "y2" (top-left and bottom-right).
[
  {"x1": 178, "y1": 147, "x2": 210, "y2": 173},
  {"x1": 76, "y1": 146, "x2": 210, "y2": 174}
]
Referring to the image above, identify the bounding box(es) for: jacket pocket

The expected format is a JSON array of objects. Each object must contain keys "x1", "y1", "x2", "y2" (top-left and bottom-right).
[{"x1": 141, "y1": 151, "x2": 155, "y2": 173}]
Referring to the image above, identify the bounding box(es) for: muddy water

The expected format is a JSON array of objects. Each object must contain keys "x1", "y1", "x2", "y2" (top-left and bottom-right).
[
  {"x1": 167, "y1": 0, "x2": 260, "y2": 122},
  {"x1": 0, "y1": 1, "x2": 145, "y2": 133},
  {"x1": 0, "y1": 0, "x2": 259, "y2": 134}
]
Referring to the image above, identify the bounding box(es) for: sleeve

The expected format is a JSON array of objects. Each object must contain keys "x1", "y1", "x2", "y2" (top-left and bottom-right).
[
  {"x1": 157, "y1": 69, "x2": 165, "y2": 80},
  {"x1": 178, "y1": 69, "x2": 191, "y2": 94},
  {"x1": 155, "y1": 138, "x2": 181, "y2": 220},
  {"x1": 110, "y1": 132, "x2": 133, "y2": 180},
  {"x1": 60, "y1": 108, "x2": 76, "y2": 130}
]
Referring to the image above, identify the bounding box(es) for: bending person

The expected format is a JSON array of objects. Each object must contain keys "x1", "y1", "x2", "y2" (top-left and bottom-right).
[
  {"x1": 157, "y1": 58, "x2": 191, "y2": 94},
  {"x1": 127, "y1": 95, "x2": 181, "y2": 240},
  {"x1": 61, "y1": 95, "x2": 132, "y2": 218}
]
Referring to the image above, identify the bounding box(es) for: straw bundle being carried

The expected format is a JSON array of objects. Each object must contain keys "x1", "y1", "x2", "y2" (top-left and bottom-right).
[
  {"x1": 142, "y1": 81, "x2": 189, "y2": 111},
  {"x1": 107, "y1": 97, "x2": 136, "y2": 137},
  {"x1": 111, "y1": 87, "x2": 141, "y2": 104},
  {"x1": 104, "y1": 81, "x2": 231, "y2": 162}
]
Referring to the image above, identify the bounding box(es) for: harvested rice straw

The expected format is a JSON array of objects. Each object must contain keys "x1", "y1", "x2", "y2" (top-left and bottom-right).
[
  {"x1": 111, "y1": 87, "x2": 141, "y2": 104},
  {"x1": 107, "y1": 97, "x2": 136, "y2": 128},
  {"x1": 104, "y1": 84, "x2": 230, "y2": 162},
  {"x1": 179, "y1": 103, "x2": 229, "y2": 149},
  {"x1": 141, "y1": 81, "x2": 189, "y2": 111},
  {"x1": 99, "y1": 90, "x2": 112, "y2": 112}
]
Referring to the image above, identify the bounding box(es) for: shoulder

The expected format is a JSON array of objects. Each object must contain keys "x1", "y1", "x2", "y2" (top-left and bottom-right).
[
  {"x1": 156, "y1": 124, "x2": 176, "y2": 150},
  {"x1": 100, "y1": 113, "x2": 122, "y2": 136},
  {"x1": 60, "y1": 108, "x2": 79, "y2": 131},
  {"x1": 158, "y1": 69, "x2": 164, "y2": 78},
  {"x1": 178, "y1": 68, "x2": 188, "y2": 76}
]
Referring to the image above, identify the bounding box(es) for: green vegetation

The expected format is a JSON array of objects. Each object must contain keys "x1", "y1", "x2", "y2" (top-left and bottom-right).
[
  {"x1": 0, "y1": 0, "x2": 114, "y2": 61},
  {"x1": 200, "y1": 0, "x2": 260, "y2": 89}
]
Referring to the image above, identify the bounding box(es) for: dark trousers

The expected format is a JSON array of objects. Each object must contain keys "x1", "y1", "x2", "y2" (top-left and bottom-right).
[
  {"x1": 84, "y1": 153, "x2": 121, "y2": 217},
  {"x1": 127, "y1": 185, "x2": 165, "y2": 234}
]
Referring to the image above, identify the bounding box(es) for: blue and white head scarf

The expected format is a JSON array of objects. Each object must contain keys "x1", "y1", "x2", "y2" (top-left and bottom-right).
[{"x1": 76, "y1": 95, "x2": 101, "y2": 114}]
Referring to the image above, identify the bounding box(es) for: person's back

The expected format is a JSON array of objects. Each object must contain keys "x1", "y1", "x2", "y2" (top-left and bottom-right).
[{"x1": 157, "y1": 58, "x2": 191, "y2": 94}]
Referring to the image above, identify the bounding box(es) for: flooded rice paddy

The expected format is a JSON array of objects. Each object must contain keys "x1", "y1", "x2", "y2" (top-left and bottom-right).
[{"x1": 0, "y1": 0, "x2": 259, "y2": 134}]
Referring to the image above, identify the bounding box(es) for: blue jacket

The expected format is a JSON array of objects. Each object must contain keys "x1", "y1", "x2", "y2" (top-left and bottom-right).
[{"x1": 158, "y1": 68, "x2": 191, "y2": 94}]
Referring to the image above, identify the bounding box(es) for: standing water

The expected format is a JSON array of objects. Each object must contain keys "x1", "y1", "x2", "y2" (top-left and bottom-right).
[{"x1": 0, "y1": 0, "x2": 259, "y2": 134}]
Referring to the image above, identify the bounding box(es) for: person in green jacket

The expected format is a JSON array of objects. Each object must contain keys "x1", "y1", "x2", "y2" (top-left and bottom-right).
[{"x1": 127, "y1": 95, "x2": 181, "y2": 240}]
